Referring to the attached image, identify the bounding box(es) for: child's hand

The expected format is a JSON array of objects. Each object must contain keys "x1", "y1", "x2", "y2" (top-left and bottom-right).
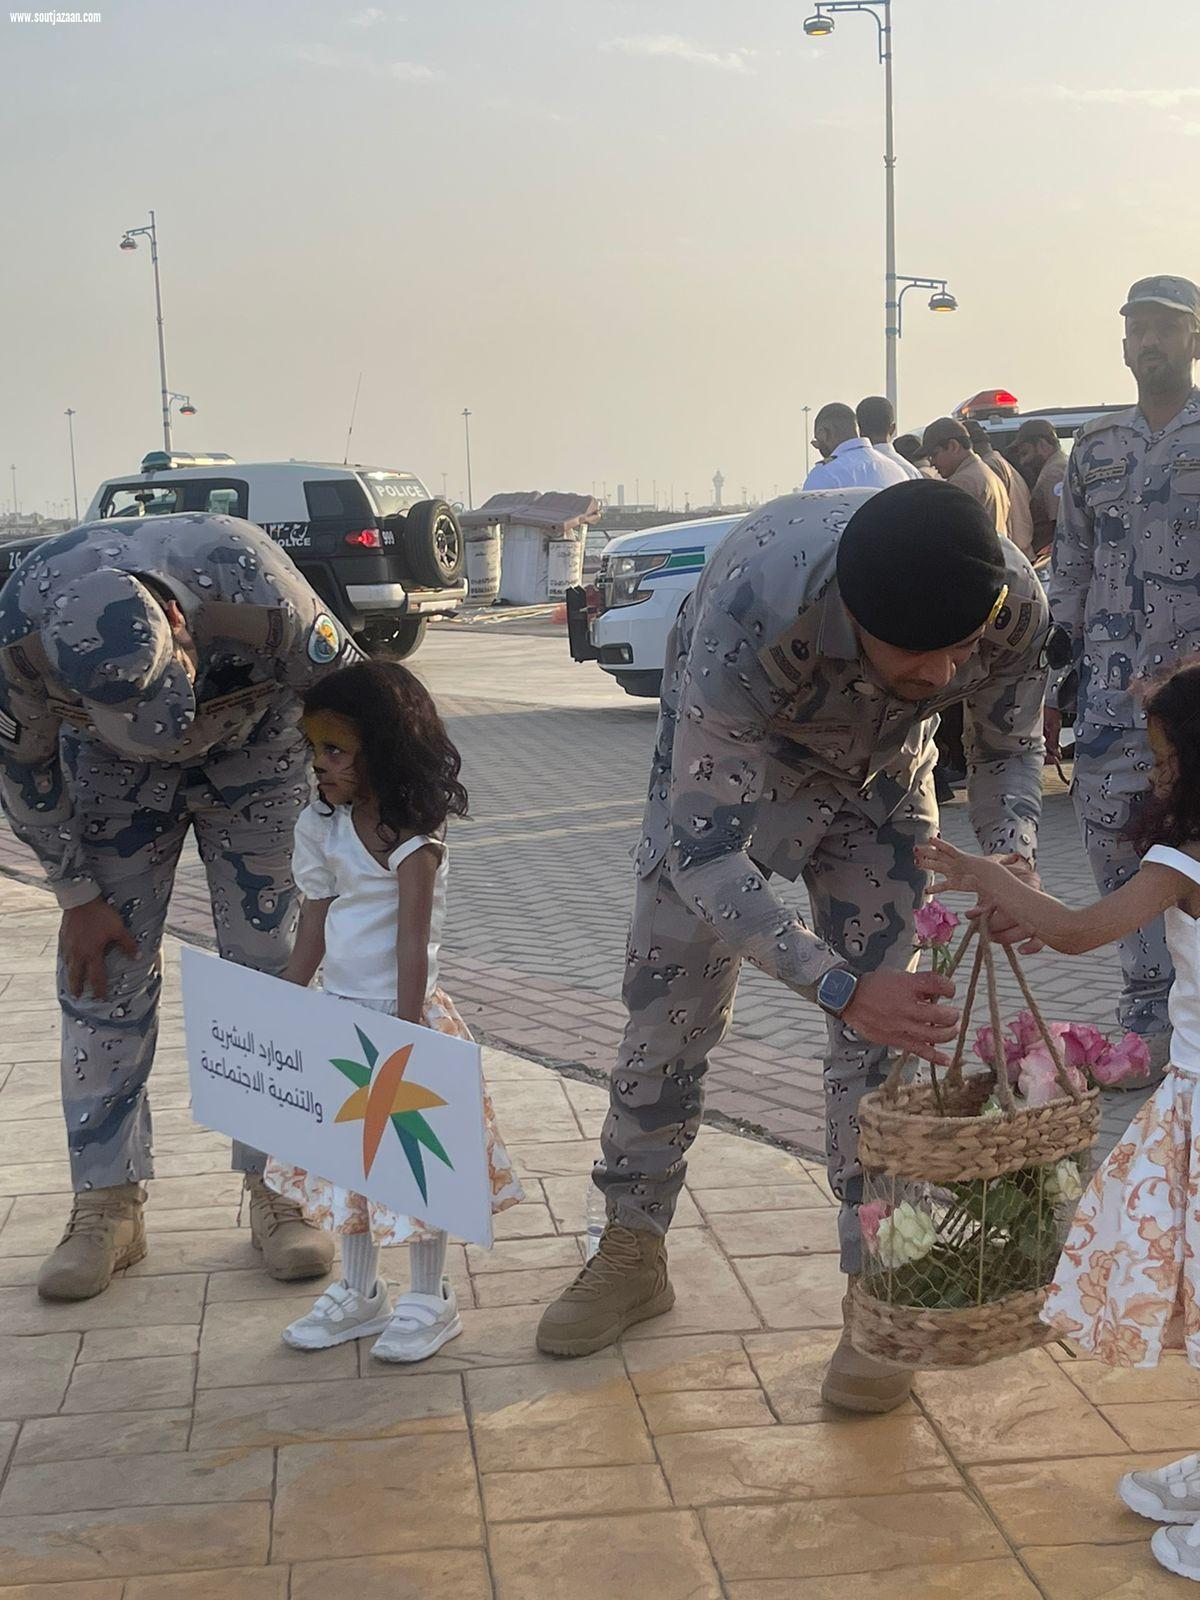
[{"x1": 915, "y1": 836, "x2": 992, "y2": 895}]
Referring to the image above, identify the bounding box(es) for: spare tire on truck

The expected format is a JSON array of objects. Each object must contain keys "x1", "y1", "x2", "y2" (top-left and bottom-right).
[{"x1": 403, "y1": 499, "x2": 464, "y2": 587}]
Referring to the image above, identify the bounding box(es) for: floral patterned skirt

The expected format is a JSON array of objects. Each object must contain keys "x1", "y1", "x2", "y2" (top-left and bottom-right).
[
  {"x1": 1042, "y1": 1067, "x2": 1200, "y2": 1366},
  {"x1": 264, "y1": 987, "x2": 524, "y2": 1245}
]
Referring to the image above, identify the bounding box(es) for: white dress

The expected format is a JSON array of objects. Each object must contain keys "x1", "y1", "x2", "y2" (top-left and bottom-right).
[
  {"x1": 1042, "y1": 844, "x2": 1200, "y2": 1365},
  {"x1": 264, "y1": 803, "x2": 523, "y2": 1244}
]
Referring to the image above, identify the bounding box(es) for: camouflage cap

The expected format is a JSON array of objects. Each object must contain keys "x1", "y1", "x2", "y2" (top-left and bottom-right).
[
  {"x1": 1120, "y1": 275, "x2": 1200, "y2": 321},
  {"x1": 43, "y1": 568, "x2": 196, "y2": 756}
]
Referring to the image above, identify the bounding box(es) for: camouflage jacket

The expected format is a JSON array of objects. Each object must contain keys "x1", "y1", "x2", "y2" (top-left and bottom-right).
[
  {"x1": 1049, "y1": 389, "x2": 1200, "y2": 734},
  {"x1": 635, "y1": 490, "x2": 1049, "y2": 998},
  {"x1": 0, "y1": 514, "x2": 357, "y2": 908}
]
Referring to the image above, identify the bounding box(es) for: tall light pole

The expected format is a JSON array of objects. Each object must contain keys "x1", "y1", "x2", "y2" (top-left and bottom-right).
[
  {"x1": 801, "y1": 404, "x2": 812, "y2": 477},
  {"x1": 462, "y1": 408, "x2": 473, "y2": 510},
  {"x1": 9, "y1": 465, "x2": 16, "y2": 516},
  {"x1": 803, "y1": 4, "x2": 898, "y2": 405},
  {"x1": 120, "y1": 211, "x2": 173, "y2": 453},
  {"x1": 64, "y1": 409, "x2": 79, "y2": 522}
]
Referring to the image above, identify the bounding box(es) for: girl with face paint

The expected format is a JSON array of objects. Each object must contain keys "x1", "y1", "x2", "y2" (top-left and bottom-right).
[{"x1": 264, "y1": 661, "x2": 523, "y2": 1362}]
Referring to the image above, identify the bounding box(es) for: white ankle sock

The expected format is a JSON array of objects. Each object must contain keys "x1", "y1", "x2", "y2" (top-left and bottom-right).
[
  {"x1": 340, "y1": 1231, "x2": 380, "y2": 1295},
  {"x1": 410, "y1": 1230, "x2": 448, "y2": 1297}
]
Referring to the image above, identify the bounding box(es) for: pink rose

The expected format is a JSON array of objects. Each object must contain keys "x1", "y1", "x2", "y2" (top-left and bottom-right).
[
  {"x1": 858, "y1": 1200, "x2": 893, "y2": 1248},
  {"x1": 1058, "y1": 1021, "x2": 1109, "y2": 1070},
  {"x1": 1091, "y1": 1032, "x2": 1151, "y2": 1087},
  {"x1": 1016, "y1": 1043, "x2": 1086, "y2": 1105},
  {"x1": 974, "y1": 1024, "x2": 1024, "y2": 1079},
  {"x1": 914, "y1": 899, "x2": 960, "y2": 946},
  {"x1": 1010, "y1": 1011, "x2": 1043, "y2": 1055}
]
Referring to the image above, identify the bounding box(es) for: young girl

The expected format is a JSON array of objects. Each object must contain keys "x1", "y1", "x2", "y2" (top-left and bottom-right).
[
  {"x1": 265, "y1": 661, "x2": 522, "y2": 1363},
  {"x1": 916, "y1": 659, "x2": 1200, "y2": 1581}
]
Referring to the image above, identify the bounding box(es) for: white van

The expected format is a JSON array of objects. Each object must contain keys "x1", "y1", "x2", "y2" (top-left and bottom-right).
[{"x1": 566, "y1": 513, "x2": 742, "y2": 697}]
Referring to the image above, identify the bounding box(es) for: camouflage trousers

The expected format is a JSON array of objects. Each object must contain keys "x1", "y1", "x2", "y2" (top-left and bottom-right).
[
  {"x1": 596, "y1": 787, "x2": 935, "y2": 1274},
  {"x1": 60, "y1": 767, "x2": 304, "y2": 1190},
  {"x1": 1074, "y1": 750, "x2": 1172, "y2": 1039}
]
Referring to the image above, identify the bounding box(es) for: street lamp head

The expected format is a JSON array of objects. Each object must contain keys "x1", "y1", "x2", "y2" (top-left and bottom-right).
[
  {"x1": 803, "y1": 12, "x2": 835, "y2": 36},
  {"x1": 119, "y1": 234, "x2": 138, "y2": 252},
  {"x1": 929, "y1": 290, "x2": 958, "y2": 314},
  {"x1": 179, "y1": 402, "x2": 197, "y2": 417}
]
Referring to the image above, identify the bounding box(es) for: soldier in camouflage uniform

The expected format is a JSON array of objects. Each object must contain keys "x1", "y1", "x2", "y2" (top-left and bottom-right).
[
  {"x1": 1050, "y1": 275, "x2": 1200, "y2": 1078},
  {"x1": 0, "y1": 513, "x2": 357, "y2": 1299},
  {"x1": 537, "y1": 481, "x2": 1049, "y2": 1411}
]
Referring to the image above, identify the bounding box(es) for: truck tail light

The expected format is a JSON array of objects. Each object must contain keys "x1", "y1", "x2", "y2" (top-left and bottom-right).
[{"x1": 344, "y1": 528, "x2": 382, "y2": 549}]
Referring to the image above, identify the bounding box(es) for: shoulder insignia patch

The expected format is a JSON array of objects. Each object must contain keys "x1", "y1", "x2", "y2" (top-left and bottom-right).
[
  {"x1": 0, "y1": 708, "x2": 19, "y2": 743},
  {"x1": 307, "y1": 614, "x2": 341, "y2": 664}
]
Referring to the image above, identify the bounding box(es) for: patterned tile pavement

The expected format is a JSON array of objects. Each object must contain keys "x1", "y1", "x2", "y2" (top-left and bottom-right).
[
  {"x1": 0, "y1": 626, "x2": 1150, "y2": 1160},
  {"x1": 0, "y1": 875, "x2": 1189, "y2": 1597}
]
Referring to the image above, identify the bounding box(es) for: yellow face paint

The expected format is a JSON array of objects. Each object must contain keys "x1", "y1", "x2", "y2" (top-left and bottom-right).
[{"x1": 301, "y1": 709, "x2": 362, "y2": 758}]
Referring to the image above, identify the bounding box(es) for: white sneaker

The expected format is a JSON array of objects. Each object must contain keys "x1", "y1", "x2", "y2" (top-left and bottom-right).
[
  {"x1": 282, "y1": 1279, "x2": 393, "y2": 1351},
  {"x1": 1153, "y1": 1522, "x2": 1200, "y2": 1580},
  {"x1": 1120, "y1": 1454, "x2": 1200, "y2": 1523},
  {"x1": 371, "y1": 1284, "x2": 462, "y2": 1363}
]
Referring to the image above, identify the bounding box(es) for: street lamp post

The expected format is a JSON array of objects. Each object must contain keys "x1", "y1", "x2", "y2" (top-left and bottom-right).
[
  {"x1": 64, "y1": 409, "x2": 79, "y2": 522},
  {"x1": 462, "y1": 409, "x2": 473, "y2": 510},
  {"x1": 9, "y1": 465, "x2": 16, "y2": 516},
  {"x1": 120, "y1": 211, "x2": 173, "y2": 453},
  {"x1": 801, "y1": 403, "x2": 812, "y2": 476}
]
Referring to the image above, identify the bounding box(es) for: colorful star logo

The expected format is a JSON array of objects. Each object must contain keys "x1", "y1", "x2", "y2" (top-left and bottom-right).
[{"x1": 332, "y1": 1026, "x2": 453, "y2": 1201}]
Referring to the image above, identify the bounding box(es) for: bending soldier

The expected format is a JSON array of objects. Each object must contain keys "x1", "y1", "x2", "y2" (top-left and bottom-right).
[{"x1": 0, "y1": 513, "x2": 357, "y2": 1300}]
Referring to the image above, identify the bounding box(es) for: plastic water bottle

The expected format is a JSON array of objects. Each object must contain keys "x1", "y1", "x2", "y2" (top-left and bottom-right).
[{"x1": 585, "y1": 1183, "x2": 606, "y2": 1260}]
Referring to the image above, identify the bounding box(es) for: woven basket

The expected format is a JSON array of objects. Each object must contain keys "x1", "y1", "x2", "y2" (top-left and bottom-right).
[{"x1": 849, "y1": 918, "x2": 1100, "y2": 1370}]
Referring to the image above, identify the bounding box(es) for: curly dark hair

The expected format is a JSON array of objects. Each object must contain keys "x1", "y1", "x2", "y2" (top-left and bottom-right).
[
  {"x1": 303, "y1": 660, "x2": 469, "y2": 842},
  {"x1": 1128, "y1": 660, "x2": 1200, "y2": 855}
]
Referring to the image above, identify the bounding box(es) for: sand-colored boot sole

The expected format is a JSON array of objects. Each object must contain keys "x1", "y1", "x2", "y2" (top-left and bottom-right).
[
  {"x1": 37, "y1": 1222, "x2": 148, "y2": 1303},
  {"x1": 537, "y1": 1281, "x2": 675, "y2": 1358},
  {"x1": 820, "y1": 1364, "x2": 913, "y2": 1414}
]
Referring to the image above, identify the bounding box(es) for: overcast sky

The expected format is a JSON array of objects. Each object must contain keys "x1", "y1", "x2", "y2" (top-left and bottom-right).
[{"x1": 3, "y1": 0, "x2": 1199, "y2": 516}]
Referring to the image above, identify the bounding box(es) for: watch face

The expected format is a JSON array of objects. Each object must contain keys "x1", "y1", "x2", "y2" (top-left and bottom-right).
[{"x1": 819, "y1": 969, "x2": 857, "y2": 1012}]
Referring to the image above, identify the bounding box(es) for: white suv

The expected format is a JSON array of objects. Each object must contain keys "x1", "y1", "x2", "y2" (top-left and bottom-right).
[{"x1": 566, "y1": 513, "x2": 743, "y2": 696}]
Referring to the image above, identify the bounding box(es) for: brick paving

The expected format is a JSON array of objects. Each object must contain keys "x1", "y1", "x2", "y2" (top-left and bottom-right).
[{"x1": 0, "y1": 875, "x2": 1190, "y2": 1598}]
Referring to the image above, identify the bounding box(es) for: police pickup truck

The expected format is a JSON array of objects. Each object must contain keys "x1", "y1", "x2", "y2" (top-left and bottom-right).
[{"x1": 0, "y1": 453, "x2": 466, "y2": 658}]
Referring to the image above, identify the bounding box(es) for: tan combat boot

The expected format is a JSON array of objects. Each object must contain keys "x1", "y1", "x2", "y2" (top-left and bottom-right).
[
  {"x1": 245, "y1": 1175, "x2": 335, "y2": 1281},
  {"x1": 821, "y1": 1278, "x2": 913, "y2": 1414},
  {"x1": 37, "y1": 1184, "x2": 148, "y2": 1302},
  {"x1": 536, "y1": 1222, "x2": 674, "y2": 1357}
]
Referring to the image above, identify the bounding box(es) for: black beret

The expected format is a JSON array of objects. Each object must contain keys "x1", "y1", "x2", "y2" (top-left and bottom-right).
[{"x1": 835, "y1": 479, "x2": 1007, "y2": 650}]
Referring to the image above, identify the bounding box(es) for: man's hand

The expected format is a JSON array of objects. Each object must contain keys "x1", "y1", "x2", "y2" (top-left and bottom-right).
[
  {"x1": 1044, "y1": 706, "x2": 1063, "y2": 761},
  {"x1": 61, "y1": 900, "x2": 139, "y2": 1001},
  {"x1": 841, "y1": 968, "x2": 961, "y2": 1068}
]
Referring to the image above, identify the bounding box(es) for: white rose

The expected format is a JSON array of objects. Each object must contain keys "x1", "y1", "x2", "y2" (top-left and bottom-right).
[
  {"x1": 1045, "y1": 1158, "x2": 1083, "y2": 1205},
  {"x1": 874, "y1": 1201, "x2": 937, "y2": 1268}
]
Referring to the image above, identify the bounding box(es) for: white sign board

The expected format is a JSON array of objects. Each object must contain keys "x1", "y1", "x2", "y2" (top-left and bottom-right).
[{"x1": 182, "y1": 948, "x2": 493, "y2": 1246}]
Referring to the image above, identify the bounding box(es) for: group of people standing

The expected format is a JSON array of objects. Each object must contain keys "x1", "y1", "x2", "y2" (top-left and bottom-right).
[{"x1": 2, "y1": 277, "x2": 1200, "y2": 1553}]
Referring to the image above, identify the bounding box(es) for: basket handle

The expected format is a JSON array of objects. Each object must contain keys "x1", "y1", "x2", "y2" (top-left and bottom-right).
[
  {"x1": 881, "y1": 920, "x2": 978, "y2": 1102},
  {"x1": 1000, "y1": 940, "x2": 1083, "y2": 1102},
  {"x1": 879, "y1": 911, "x2": 1083, "y2": 1107}
]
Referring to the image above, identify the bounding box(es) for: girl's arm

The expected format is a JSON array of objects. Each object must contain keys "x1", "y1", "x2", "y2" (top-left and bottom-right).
[
  {"x1": 916, "y1": 836, "x2": 1186, "y2": 956},
  {"x1": 394, "y1": 845, "x2": 440, "y2": 1026},
  {"x1": 284, "y1": 897, "x2": 331, "y2": 986}
]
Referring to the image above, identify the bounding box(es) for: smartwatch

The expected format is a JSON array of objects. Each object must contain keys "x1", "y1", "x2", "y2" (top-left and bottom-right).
[{"x1": 816, "y1": 967, "x2": 859, "y2": 1017}]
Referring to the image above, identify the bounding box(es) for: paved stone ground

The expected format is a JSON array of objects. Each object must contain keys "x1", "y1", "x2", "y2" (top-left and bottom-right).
[
  {"x1": 0, "y1": 625, "x2": 1149, "y2": 1160},
  {"x1": 0, "y1": 875, "x2": 1192, "y2": 1598}
]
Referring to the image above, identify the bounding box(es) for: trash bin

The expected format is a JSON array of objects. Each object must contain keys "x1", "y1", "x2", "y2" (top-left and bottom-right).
[
  {"x1": 464, "y1": 525, "x2": 501, "y2": 607},
  {"x1": 498, "y1": 526, "x2": 549, "y2": 605},
  {"x1": 547, "y1": 533, "x2": 585, "y2": 600}
]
